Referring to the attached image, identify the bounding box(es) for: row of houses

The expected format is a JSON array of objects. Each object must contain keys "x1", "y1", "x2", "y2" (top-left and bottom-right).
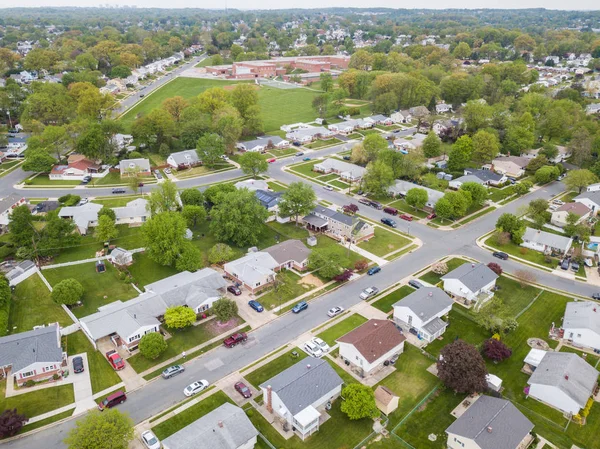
[{"x1": 58, "y1": 198, "x2": 150, "y2": 234}]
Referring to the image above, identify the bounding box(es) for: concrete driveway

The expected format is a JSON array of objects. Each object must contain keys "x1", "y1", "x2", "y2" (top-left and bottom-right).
[
  {"x1": 97, "y1": 338, "x2": 146, "y2": 391},
  {"x1": 69, "y1": 353, "x2": 96, "y2": 414},
  {"x1": 221, "y1": 376, "x2": 258, "y2": 406}
]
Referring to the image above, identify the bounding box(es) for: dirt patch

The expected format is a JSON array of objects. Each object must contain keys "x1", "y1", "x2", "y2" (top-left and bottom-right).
[
  {"x1": 204, "y1": 316, "x2": 243, "y2": 336},
  {"x1": 223, "y1": 84, "x2": 259, "y2": 91},
  {"x1": 299, "y1": 273, "x2": 324, "y2": 288}
]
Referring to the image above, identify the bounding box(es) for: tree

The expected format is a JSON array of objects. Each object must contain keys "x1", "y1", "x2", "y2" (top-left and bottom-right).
[
  {"x1": 483, "y1": 338, "x2": 512, "y2": 362},
  {"x1": 95, "y1": 215, "x2": 118, "y2": 243},
  {"x1": 514, "y1": 181, "x2": 533, "y2": 195},
  {"x1": 138, "y1": 332, "x2": 167, "y2": 360},
  {"x1": 460, "y1": 182, "x2": 487, "y2": 206},
  {"x1": 453, "y1": 42, "x2": 472, "y2": 59},
  {"x1": 52, "y1": 278, "x2": 84, "y2": 306},
  {"x1": 343, "y1": 204, "x2": 359, "y2": 215},
  {"x1": 514, "y1": 269, "x2": 537, "y2": 288},
  {"x1": 65, "y1": 409, "x2": 134, "y2": 449},
  {"x1": 422, "y1": 131, "x2": 442, "y2": 158},
  {"x1": 462, "y1": 100, "x2": 491, "y2": 133},
  {"x1": 98, "y1": 207, "x2": 116, "y2": 221},
  {"x1": 110, "y1": 65, "x2": 132, "y2": 79},
  {"x1": 204, "y1": 184, "x2": 236, "y2": 206},
  {"x1": 164, "y1": 306, "x2": 196, "y2": 329},
  {"x1": 161, "y1": 96, "x2": 188, "y2": 122},
  {"x1": 487, "y1": 262, "x2": 503, "y2": 276},
  {"x1": 22, "y1": 148, "x2": 56, "y2": 173},
  {"x1": 564, "y1": 169, "x2": 599, "y2": 193},
  {"x1": 362, "y1": 134, "x2": 388, "y2": 162},
  {"x1": 309, "y1": 247, "x2": 349, "y2": 279},
  {"x1": 363, "y1": 160, "x2": 395, "y2": 197},
  {"x1": 131, "y1": 109, "x2": 175, "y2": 150},
  {"x1": 142, "y1": 212, "x2": 187, "y2": 267},
  {"x1": 528, "y1": 198, "x2": 550, "y2": 217},
  {"x1": 526, "y1": 155, "x2": 549, "y2": 173},
  {"x1": 212, "y1": 298, "x2": 238, "y2": 323},
  {"x1": 148, "y1": 180, "x2": 179, "y2": 215},
  {"x1": 340, "y1": 384, "x2": 378, "y2": 420},
  {"x1": 278, "y1": 182, "x2": 317, "y2": 225},
  {"x1": 181, "y1": 205, "x2": 206, "y2": 228},
  {"x1": 175, "y1": 243, "x2": 203, "y2": 272},
  {"x1": 208, "y1": 243, "x2": 235, "y2": 265},
  {"x1": 405, "y1": 188, "x2": 428, "y2": 211},
  {"x1": 0, "y1": 409, "x2": 27, "y2": 438},
  {"x1": 437, "y1": 340, "x2": 488, "y2": 394},
  {"x1": 239, "y1": 152, "x2": 268, "y2": 178},
  {"x1": 411, "y1": 105, "x2": 430, "y2": 129},
  {"x1": 210, "y1": 189, "x2": 269, "y2": 247},
  {"x1": 434, "y1": 197, "x2": 454, "y2": 223},
  {"x1": 570, "y1": 127, "x2": 593, "y2": 167},
  {"x1": 447, "y1": 135, "x2": 473, "y2": 172},
  {"x1": 535, "y1": 166, "x2": 560, "y2": 184},
  {"x1": 320, "y1": 72, "x2": 334, "y2": 92},
  {"x1": 196, "y1": 133, "x2": 225, "y2": 167},
  {"x1": 213, "y1": 106, "x2": 243, "y2": 151},
  {"x1": 180, "y1": 189, "x2": 204, "y2": 206},
  {"x1": 312, "y1": 94, "x2": 329, "y2": 118},
  {"x1": 472, "y1": 130, "x2": 499, "y2": 165},
  {"x1": 334, "y1": 269, "x2": 353, "y2": 282}
]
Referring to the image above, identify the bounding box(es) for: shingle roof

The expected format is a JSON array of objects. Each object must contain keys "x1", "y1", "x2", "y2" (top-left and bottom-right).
[
  {"x1": 337, "y1": 319, "x2": 405, "y2": 363},
  {"x1": 310, "y1": 205, "x2": 354, "y2": 226},
  {"x1": 162, "y1": 403, "x2": 258, "y2": 449},
  {"x1": 0, "y1": 193, "x2": 24, "y2": 213},
  {"x1": 241, "y1": 135, "x2": 287, "y2": 150},
  {"x1": 374, "y1": 385, "x2": 397, "y2": 406},
  {"x1": 441, "y1": 263, "x2": 498, "y2": 294},
  {"x1": 223, "y1": 252, "x2": 279, "y2": 286},
  {"x1": 388, "y1": 180, "x2": 444, "y2": 205},
  {"x1": 264, "y1": 239, "x2": 310, "y2": 265},
  {"x1": 453, "y1": 174, "x2": 486, "y2": 185},
  {"x1": 563, "y1": 301, "x2": 600, "y2": 337},
  {"x1": 465, "y1": 169, "x2": 504, "y2": 183},
  {"x1": 446, "y1": 396, "x2": 533, "y2": 449},
  {"x1": 394, "y1": 287, "x2": 454, "y2": 323},
  {"x1": 313, "y1": 158, "x2": 367, "y2": 178},
  {"x1": 255, "y1": 189, "x2": 283, "y2": 209},
  {"x1": 260, "y1": 357, "x2": 343, "y2": 416},
  {"x1": 0, "y1": 324, "x2": 63, "y2": 372},
  {"x1": 575, "y1": 190, "x2": 600, "y2": 207},
  {"x1": 234, "y1": 179, "x2": 269, "y2": 192},
  {"x1": 522, "y1": 227, "x2": 572, "y2": 251},
  {"x1": 168, "y1": 150, "x2": 200, "y2": 166},
  {"x1": 58, "y1": 203, "x2": 103, "y2": 233},
  {"x1": 119, "y1": 158, "x2": 150, "y2": 173},
  {"x1": 555, "y1": 202, "x2": 591, "y2": 216},
  {"x1": 112, "y1": 198, "x2": 149, "y2": 220}
]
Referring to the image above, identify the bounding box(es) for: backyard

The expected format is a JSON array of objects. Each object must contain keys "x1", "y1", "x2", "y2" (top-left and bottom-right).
[{"x1": 358, "y1": 226, "x2": 412, "y2": 258}]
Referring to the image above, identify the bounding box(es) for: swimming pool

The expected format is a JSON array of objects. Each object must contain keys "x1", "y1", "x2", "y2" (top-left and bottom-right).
[{"x1": 587, "y1": 243, "x2": 599, "y2": 251}]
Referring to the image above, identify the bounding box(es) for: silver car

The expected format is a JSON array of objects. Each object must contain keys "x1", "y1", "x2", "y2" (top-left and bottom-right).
[
  {"x1": 162, "y1": 364, "x2": 185, "y2": 379},
  {"x1": 359, "y1": 287, "x2": 379, "y2": 300},
  {"x1": 141, "y1": 430, "x2": 161, "y2": 449}
]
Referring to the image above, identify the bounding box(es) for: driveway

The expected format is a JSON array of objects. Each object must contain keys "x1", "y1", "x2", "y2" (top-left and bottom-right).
[
  {"x1": 96, "y1": 338, "x2": 146, "y2": 391},
  {"x1": 69, "y1": 354, "x2": 96, "y2": 414},
  {"x1": 221, "y1": 376, "x2": 257, "y2": 406}
]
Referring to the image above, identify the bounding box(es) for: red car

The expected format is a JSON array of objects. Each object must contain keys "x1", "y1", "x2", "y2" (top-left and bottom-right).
[
  {"x1": 399, "y1": 214, "x2": 413, "y2": 222},
  {"x1": 227, "y1": 285, "x2": 242, "y2": 296},
  {"x1": 106, "y1": 350, "x2": 125, "y2": 370},
  {"x1": 267, "y1": 158, "x2": 276, "y2": 163},
  {"x1": 427, "y1": 213, "x2": 437, "y2": 220},
  {"x1": 235, "y1": 381, "x2": 252, "y2": 398},
  {"x1": 223, "y1": 332, "x2": 248, "y2": 348}
]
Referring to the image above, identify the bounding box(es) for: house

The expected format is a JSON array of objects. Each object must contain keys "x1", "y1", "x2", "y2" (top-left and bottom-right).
[
  {"x1": 264, "y1": 239, "x2": 310, "y2": 271},
  {"x1": 0, "y1": 324, "x2": 65, "y2": 387},
  {"x1": 235, "y1": 179, "x2": 270, "y2": 192},
  {"x1": 586, "y1": 104, "x2": 600, "y2": 115},
  {"x1": 5, "y1": 260, "x2": 38, "y2": 286},
  {"x1": 50, "y1": 157, "x2": 101, "y2": 180},
  {"x1": 523, "y1": 348, "x2": 547, "y2": 372},
  {"x1": 223, "y1": 252, "x2": 279, "y2": 294},
  {"x1": 365, "y1": 115, "x2": 393, "y2": 126},
  {"x1": 450, "y1": 170, "x2": 506, "y2": 189},
  {"x1": 393, "y1": 287, "x2": 454, "y2": 343},
  {"x1": 162, "y1": 403, "x2": 258, "y2": 449},
  {"x1": 58, "y1": 202, "x2": 103, "y2": 234},
  {"x1": 446, "y1": 396, "x2": 534, "y2": 449},
  {"x1": 441, "y1": 263, "x2": 498, "y2": 305},
  {"x1": 109, "y1": 248, "x2": 133, "y2": 267},
  {"x1": 435, "y1": 103, "x2": 452, "y2": 114},
  {"x1": 391, "y1": 110, "x2": 412, "y2": 124},
  {"x1": 113, "y1": 134, "x2": 133, "y2": 150},
  {"x1": 286, "y1": 127, "x2": 333, "y2": 143},
  {"x1": 255, "y1": 190, "x2": 283, "y2": 212},
  {"x1": 562, "y1": 301, "x2": 600, "y2": 351},
  {"x1": 0, "y1": 194, "x2": 28, "y2": 231},
  {"x1": 388, "y1": 180, "x2": 444, "y2": 210},
  {"x1": 303, "y1": 206, "x2": 374, "y2": 243},
  {"x1": 491, "y1": 156, "x2": 530, "y2": 178},
  {"x1": 260, "y1": 357, "x2": 343, "y2": 440},
  {"x1": 113, "y1": 198, "x2": 150, "y2": 225},
  {"x1": 337, "y1": 319, "x2": 406, "y2": 376},
  {"x1": 119, "y1": 158, "x2": 151, "y2": 176},
  {"x1": 374, "y1": 386, "x2": 399, "y2": 415},
  {"x1": 575, "y1": 190, "x2": 600, "y2": 215},
  {"x1": 527, "y1": 352, "x2": 599, "y2": 415},
  {"x1": 80, "y1": 269, "x2": 228, "y2": 350},
  {"x1": 586, "y1": 183, "x2": 600, "y2": 193},
  {"x1": 167, "y1": 150, "x2": 201, "y2": 169},
  {"x1": 313, "y1": 158, "x2": 367, "y2": 182},
  {"x1": 237, "y1": 136, "x2": 289, "y2": 153},
  {"x1": 523, "y1": 146, "x2": 571, "y2": 164},
  {"x1": 328, "y1": 119, "x2": 372, "y2": 134},
  {"x1": 551, "y1": 202, "x2": 592, "y2": 228},
  {"x1": 521, "y1": 227, "x2": 573, "y2": 255}
]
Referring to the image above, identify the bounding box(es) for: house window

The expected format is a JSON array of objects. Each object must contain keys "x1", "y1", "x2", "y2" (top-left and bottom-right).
[
  {"x1": 129, "y1": 334, "x2": 140, "y2": 342},
  {"x1": 453, "y1": 437, "x2": 464, "y2": 447},
  {"x1": 21, "y1": 371, "x2": 35, "y2": 378}
]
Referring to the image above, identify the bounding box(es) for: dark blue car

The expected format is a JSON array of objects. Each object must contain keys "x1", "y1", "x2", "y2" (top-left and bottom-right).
[
  {"x1": 292, "y1": 301, "x2": 308, "y2": 313},
  {"x1": 248, "y1": 300, "x2": 264, "y2": 312},
  {"x1": 367, "y1": 266, "x2": 381, "y2": 275}
]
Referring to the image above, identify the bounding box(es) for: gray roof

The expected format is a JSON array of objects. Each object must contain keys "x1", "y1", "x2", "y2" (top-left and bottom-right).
[
  {"x1": 241, "y1": 135, "x2": 287, "y2": 150},
  {"x1": 264, "y1": 239, "x2": 310, "y2": 265},
  {"x1": 162, "y1": 403, "x2": 258, "y2": 449},
  {"x1": 5, "y1": 260, "x2": 36, "y2": 281},
  {"x1": 314, "y1": 158, "x2": 367, "y2": 178},
  {"x1": 255, "y1": 189, "x2": 283, "y2": 209},
  {"x1": 119, "y1": 158, "x2": 150, "y2": 173},
  {"x1": 260, "y1": 357, "x2": 343, "y2": 416},
  {"x1": 310, "y1": 206, "x2": 354, "y2": 226},
  {"x1": 393, "y1": 287, "x2": 454, "y2": 324},
  {"x1": 112, "y1": 198, "x2": 149, "y2": 220},
  {"x1": 367, "y1": 114, "x2": 389, "y2": 122},
  {"x1": 422, "y1": 316, "x2": 448, "y2": 335},
  {"x1": 58, "y1": 203, "x2": 103, "y2": 233},
  {"x1": 0, "y1": 325, "x2": 63, "y2": 372},
  {"x1": 465, "y1": 169, "x2": 504, "y2": 183},
  {"x1": 223, "y1": 252, "x2": 279, "y2": 286},
  {"x1": 303, "y1": 214, "x2": 328, "y2": 228},
  {"x1": 446, "y1": 396, "x2": 533, "y2": 449},
  {"x1": 563, "y1": 301, "x2": 600, "y2": 337},
  {"x1": 0, "y1": 193, "x2": 24, "y2": 212},
  {"x1": 441, "y1": 263, "x2": 498, "y2": 293},
  {"x1": 388, "y1": 180, "x2": 444, "y2": 205},
  {"x1": 169, "y1": 150, "x2": 200, "y2": 166},
  {"x1": 528, "y1": 352, "x2": 599, "y2": 409},
  {"x1": 452, "y1": 174, "x2": 486, "y2": 185},
  {"x1": 575, "y1": 190, "x2": 600, "y2": 207},
  {"x1": 522, "y1": 227, "x2": 572, "y2": 251}
]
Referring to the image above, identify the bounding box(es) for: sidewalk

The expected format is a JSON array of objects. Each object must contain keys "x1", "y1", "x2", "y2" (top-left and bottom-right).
[{"x1": 347, "y1": 241, "x2": 388, "y2": 266}]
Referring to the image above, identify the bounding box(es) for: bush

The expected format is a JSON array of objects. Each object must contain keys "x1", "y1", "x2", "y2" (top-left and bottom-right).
[
  {"x1": 25, "y1": 380, "x2": 35, "y2": 387},
  {"x1": 52, "y1": 278, "x2": 84, "y2": 305},
  {"x1": 52, "y1": 373, "x2": 60, "y2": 380},
  {"x1": 431, "y1": 262, "x2": 448, "y2": 275},
  {"x1": 483, "y1": 338, "x2": 512, "y2": 362},
  {"x1": 58, "y1": 194, "x2": 81, "y2": 207},
  {"x1": 354, "y1": 259, "x2": 369, "y2": 271},
  {"x1": 519, "y1": 247, "x2": 528, "y2": 255},
  {"x1": 138, "y1": 332, "x2": 168, "y2": 360},
  {"x1": 212, "y1": 298, "x2": 238, "y2": 323},
  {"x1": 487, "y1": 262, "x2": 503, "y2": 276},
  {"x1": 164, "y1": 306, "x2": 196, "y2": 329}
]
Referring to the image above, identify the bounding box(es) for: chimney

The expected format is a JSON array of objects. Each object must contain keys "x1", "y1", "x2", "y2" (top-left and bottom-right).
[
  {"x1": 266, "y1": 385, "x2": 273, "y2": 413},
  {"x1": 487, "y1": 426, "x2": 493, "y2": 433},
  {"x1": 218, "y1": 421, "x2": 223, "y2": 428}
]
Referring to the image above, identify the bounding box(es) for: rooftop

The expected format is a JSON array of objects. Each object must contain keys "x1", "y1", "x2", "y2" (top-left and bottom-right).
[
  {"x1": 264, "y1": 239, "x2": 310, "y2": 265},
  {"x1": 522, "y1": 227, "x2": 572, "y2": 251},
  {"x1": 0, "y1": 324, "x2": 63, "y2": 372},
  {"x1": 441, "y1": 263, "x2": 498, "y2": 293},
  {"x1": 555, "y1": 202, "x2": 591, "y2": 216},
  {"x1": 563, "y1": 301, "x2": 600, "y2": 336},
  {"x1": 337, "y1": 319, "x2": 406, "y2": 363},
  {"x1": 393, "y1": 287, "x2": 454, "y2": 323}
]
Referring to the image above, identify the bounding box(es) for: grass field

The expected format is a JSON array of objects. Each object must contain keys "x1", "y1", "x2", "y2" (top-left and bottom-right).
[
  {"x1": 358, "y1": 226, "x2": 411, "y2": 258},
  {"x1": 371, "y1": 285, "x2": 415, "y2": 313},
  {"x1": 316, "y1": 314, "x2": 368, "y2": 346},
  {"x1": 127, "y1": 251, "x2": 180, "y2": 288},
  {"x1": 425, "y1": 310, "x2": 490, "y2": 357},
  {"x1": 244, "y1": 348, "x2": 307, "y2": 389},
  {"x1": 0, "y1": 380, "x2": 74, "y2": 420},
  {"x1": 258, "y1": 270, "x2": 318, "y2": 311},
  {"x1": 418, "y1": 257, "x2": 467, "y2": 285}
]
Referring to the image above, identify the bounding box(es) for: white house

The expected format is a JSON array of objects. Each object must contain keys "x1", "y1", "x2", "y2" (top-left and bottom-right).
[
  {"x1": 119, "y1": 158, "x2": 151, "y2": 176},
  {"x1": 313, "y1": 158, "x2": 367, "y2": 182},
  {"x1": 260, "y1": 357, "x2": 343, "y2": 441},
  {"x1": 441, "y1": 262, "x2": 498, "y2": 305},
  {"x1": 303, "y1": 206, "x2": 374, "y2": 243},
  {"x1": 0, "y1": 194, "x2": 28, "y2": 231},
  {"x1": 264, "y1": 239, "x2": 310, "y2": 272},
  {"x1": 337, "y1": 319, "x2": 405, "y2": 376},
  {"x1": 527, "y1": 352, "x2": 598, "y2": 415},
  {"x1": 237, "y1": 136, "x2": 289, "y2": 153},
  {"x1": 286, "y1": 127, "x2": 333, "y2": 143},
  {"x1": 450, "y1": 169, "x2": 506, "y2": 189},
  {"x1": 562, "y1": 301, "x2": 600, "y2": 351},
  {"x1": 491, "y1": 156, "x2": 530, "y2": 178},
  {"x1": 113, "y1": 198, "x2": 150, "y2": 225},
  {"x1": 586, "y1": 183, "x2": 600, "y2": 193},
  {"x1": 523, "y1": 145, "x2": 572, "y2": 164},
  {"x1": 435, "y1": 103, "x2": 452, "y2": 114},
  {"x1": 365, "y1": 115, "x2": 393, "y2": 125},
  {"x1": 521, "y1": 227, "x2": 573, "y2": 255},
  {"x1": 109, "y1": 248, "x2": 134, "y2": 267},
  {"x1": 391, "y1": 110, "x2": 412, "y2": 124},
  {"x1": 223, "y1": 252, "x2": 279, "y2": 294},
  {"x1": 58, "y1": 203, "x2": 103, "y2": 235},
  {"x1": 575, "y1": 190, "x2": 600, "y2": 215},
  {"x1": 167, "y1": 150, "x2": 201, "y2": 169},
  {"x1": 388, "y1": 180, "x2": 443, "y2": 210},
  {"x1": 393, "y1": 287, "x2": 454, "y2": 343},
  {"x1": 551, "y1": 202, "x2": 592, "y2": 228}
]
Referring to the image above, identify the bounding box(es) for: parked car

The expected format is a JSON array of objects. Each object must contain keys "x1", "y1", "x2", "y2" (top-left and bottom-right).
[
  {"x1": 184, "y1": 380, "x2": 209, "y2": 397},
  {"x1": 571, "y1": 262, "x2": 580, "y2": 272},
  {"x1": 79, "y1": 198, "x2": 89, "y2": 206},
  {"x1": 370, "y1": 201, "x2": 383, "y2": 210},
  {"x1": 358, "y1": 198, "x2": 371, "y2": 206},
  {"x1": 112, "y1": 188, "x2": 126, "y2": 194},
  {"x1": 72, "y1": 356, "x2": 84, "y2": 374},
  {"x1": 98, "y1": 390, "x2": 126, "y2": 410},
  {"x1": 141, "y1": 431, "x2": 161, "y2": 449},
  {"x1": 368, "y1": 266, "x2": 381, "y2": 275},
  {"x1": 327, "y1": 306, "x2": 344, "y2": 317},
  {"x1": 292, "y1": 141, "x2": 302, "y2": 147},
  {"x1": 295, "y1": 152, "x2": 304, "y2": 157},
  {"x1": 248, "y1": 300, "x2": 264, "y2": 312},
  {"x1": 224, "y1": 332, "x2": 248, "y2": 348},
  {"x1": 592, "y1": 293, "x2": 600, "y2": 300},
  {"x1": 359, "y1": 287, "x2": 379, "y2": 300},
  {"x1": 408, "y1": 280, "x2": 424, "y2": 289},
  {"x1": 303, "y1": 340, "x2": 324, "y2": 358},
  {"x1": 267, "y1": 158, "x2": 276, "y2": 163},
  {"x1": 507, "y1": 177, "x2": 517, "y2": 184},
  {"x1": 312, "y1": 337, "x2": 330, "y2": 353},
  {"x1": 303, "y1": 157, "x2": 311, "y2": 161},
  {"x1": 164, "y1": 168, "x2": 171, "y2": 174},
  {"x1": 323, "y1": 185, "x2": 334, "y2": 191},
  {"x1": 381, "y1": 217, "x2": 397, "y2": 228},
  {"x1": 493, "y1": 251, "x2": 509, "y2": 260},
  {"x1": 139, "y1": 93, "x2": 145, "y2": 98},
  {"x1": 234, "y1": 381, "x2": 252, "y2": 398},
  {"x1": 162, "y1": 365, "x2": 185, "y2": 379},
  {"x1": 227, "y1": 285, "x2": 242, "y2": 296},
  {"x1": 383, "y1": 207, "x2": 398, "y2": 215},
  {"x1": 552, "y1": 200, "x2": 565, "y2": 206},
  {"x1": 427, "y1": 213, "x2": 437, "y2": 220},
  {"x1": 105, "y1": 350, "x2": 125, "y2": 370},
  {"x1": 549, "y1": 204, "x2": 559, "y2": 211},
  {"x1": 560, "y1": 259, "x2": 570, "y2": 270},
  {"x1": 81, "y1": 176, "x2": 92, "y2": 184},
  {"x1": 292, "y1": 301, "x2": 308, "y2": 313},
  {"x1": 399, "y1": 214, "x2": 413, "y2": 222},
  {"x1": 342, "y1": 156, "x2": 351, "y2": 161}
]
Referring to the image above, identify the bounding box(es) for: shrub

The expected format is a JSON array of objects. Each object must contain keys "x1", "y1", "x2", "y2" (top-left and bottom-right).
[
  {"x1": 519, "y1": 247, "x2": 528, "y2": 255},
  {"x1": 139, "y1": 332, "x2": 168, "y2": 360},
  {"x1": 52, "y1": 278, "x2": 84, "y2": 305},
  {"x1": 495, "y1": 231, "x2": 510, "y2": 246},
  {"x1": 212, "y1": 298, "x2": 238, "y2": 323},
  {"x1": 334, "y1": 269, "x2": 353, "y2": 282},
  {"x1": 483, "y1": 338, "x2": 512, "y2": 362},
  {"x1": 164, "y1": 306, "x2": 196, "y2": 329},
  {"x1": 487, "y1": 262, "x2": 502, "y2": 276},
  {"x1": 431, "y1": 262, "x2": 448, "y2": 275},
  {"x1": 354, "y1": 259, "x2": 369, "y2": 271}
]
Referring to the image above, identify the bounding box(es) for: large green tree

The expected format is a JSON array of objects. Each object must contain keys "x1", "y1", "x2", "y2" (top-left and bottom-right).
[
  {"x1": 422, "y1": 131, "x2": 442, "y2": 158},
  {"x1": 65, "y1": 409, "x2": 134, "y2": 449},
  {"x1": 278, "y1": 182, "x2": 317, "y2": 225},
  {"x1": 447, "y1": 135, "x2": 473, "y2": 172},
  {"x1": 405, "y1": 188, "x2": 428, "y2": 211},
  {"x1": 138, "y1": 333, "x2": 167, "y2": 360},
  {"x1": 564, "y1": 169, "x2": 598, "y2": 193},
  {"x1": 212, "y1": 298, "x2": 239, "y2": 323},
  {"x1": 142, "y1": 212, "x2": 187, "y2": 267},
  {"x1": 164, "y1": 306, "x2": 196, "y2": 329},
  {"x1": 196, "y1": 133, "x2": 225, "y2": 167},
  {"x1": 308, "y1": 247, "x2": 349, "y2": 279},
  {"x1": 52, "y1": 279, "x2": 84, "y2": 306},
  {"x1": 23, "y1": 148, "x2": 56, "y2": 173},
  {"x1": 363, "y1": 160, "x2": 395, "y2": 197},
  {"x1": 239, "y1": 152, "x2": 268, "y2": 178},
  {"x1": 148, "y1": 180, "x2": 179, "y2": 215},
  {"x1": 472, "y1": 130, "x2": 499, "y2": 165},
  {"x1": 340, "y1": 384, "x2": 378, "y2": 420},
  {"x1": 460, "y1": 182, "x2": 487, "y2": 206},
  {"x1": 95, "y1": 215, "x2": 118, "y2": 243}
]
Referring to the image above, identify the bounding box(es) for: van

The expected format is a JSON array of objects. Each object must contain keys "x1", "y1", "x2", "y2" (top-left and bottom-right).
[
  {"x1": 383, "y1": 207, "x2": 398, "y2": 215},
  {"x1": 98, "y1": 390, "x2": 126, "y2": 411}
]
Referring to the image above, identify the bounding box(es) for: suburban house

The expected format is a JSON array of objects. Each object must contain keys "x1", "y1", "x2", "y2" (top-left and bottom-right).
[
  {"x1": 337, "y1": 319, "x2": 406, "y2": 376},
  {"x1": 223, "y1": 252, "x2": 279, "y2": 294},
  {"x1": 166, "y1": 150, "x2": 201, "y2": 169},
  {"x1": 391, "y1": 110, "x2": 412, "y2": 124},
  {"x1": 260, "y1": 357, "x2": 343, "y2": 440},
  {"x1": 521, "y1": 227, "x2": 573, "y2": 255},
  {"x1": 365, "y1": 115, "x2": 393, "y2": 125},
  {"x1": 237, "y1": 136, "x2": 289, "y2": 153},
  {"x1": 450, "y1": 169, "x2": 506, "y2": 189},
  {"x1": 551, "y1": 202, "x2": 592, "y2": 228},
  {"x1": 527, "y1": 352, "x2": 599, "y2": 415},
  {"x1": 235, "y1": 179, "x2": 270, "y2": 192},
  {"x1": 112, "y1": 133, "x2": 133, "y2": 150},
  {"x1": 0, "y1": 324, "x2": 66, "y2": 387},
  {"x1": 435, "y1": 102, "x2": 452, "y2": 114},
  {"x1": 80, "y1": 269, "x2": 227, "y2": 350},
  {"x1": 0, "y1": 194, "x2": 28, "y2": 231},
  {"x1": 286, "y1": 127, "x2": 334, "y2": 143},
  {"x1": 113, "y1": 198, "x2": 150, "y2": 225},
  {"x1": 523, "y1": 146, "x2": 572, "y2": 164},
  {"x1": 119, "y1": 158, "x2": 151, "y2": 176},
  {"x1": 264, "y1": 239, "x2": 310, "y2": 271},
  {"x1": 162, "y1": 403, "x2": 258, "y2": 449},
  {"x1": 441, "y1": 263, "x2": 498, "y2": 305},
  {"x1": 491, "y1": 156, "x2": 530, "y2": 178},
  {"x1": 374, "y1": 386, "x2": 399, "y2": 415},
  {"x1": 446, "y1": 396, "x2": 534, "y2": 449},
  {"x1": 255, "y1": 189, "x2": 284, "y2": 213},
  {"x1": 109, "y1": 248, "x2": 134, "y2": 267},
  {"x1": 58, "y1": 203, "x2": 103, "y2": 234},
  {"x1": 562, "y1": 301, "x2": 600, "y2": 352},
  {"x1": 388, "y1": 180, "x2": 443, "y2": 210},
  {"x1": 313, "y1": 158, "x2": 367, "y2": 182},
  {"x1": 393, "y1": 287, "x2": 454, "y2": 343},
  {"x1": 575, "y1": 190, "x2": 600, "y2": 215},
  {"x1": 5, "y1": 260, "x2": 38, "y2": 286},
  {"x1": 586, "y1": 183, "x2": 600, "y2": 193},
  {"x1": 303, "y1": 206, "x2": 374, "y2": 243},
  {"x1": 328, "y1": 119, "x2": 372, "y2": 134},
  {"x1": 50, "y1": 157, "x2": 102, "y2": 180}
]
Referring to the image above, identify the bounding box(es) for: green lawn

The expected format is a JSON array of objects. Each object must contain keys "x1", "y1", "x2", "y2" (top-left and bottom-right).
[
  {"x1": 127, "y1": 251, "x2": 180, "y2": 288},
  {"x1": 43, "y1": 262, "x2": 139, "y2": 318},
  {"x1": 258, "y1": 270, "x2": 318, "y2": 311},
  {"x1": 419, "y1": 257, "x2": 467, "y2": 286},
  {"x1": 492, "y1": 276, "x2": 541, "y2": 317},
  {"x1": 264, "y1": 221, "x2": 309, "y2": 240},
  {"x1": 90, "y1": 172, "x2": 130, "y2": 186},
  {"x1": 267, "y1": 181, "x2": 287, "y2": 192},
  {"x1": 305, "y1": 138, "x2": 342, "y2": 149},
  {"x1": 25, "y1": 174, "x2": 81, "y2": 186},
  {"x1": 0, "y1": 381, "x2": 75, "y2": 420},
  {"x1": 358, "y1": 227, "x2": 411, "y2": 258},
  {"x1": 288, "y1": 160, "x2": 320, "y2": 178},
  {"x1": 9, "y1": 274, "x2": 72, "y2": 333},
  {"x1": 316, "y1": 314, "x2": 368, "y2": 346},
  {"x1": 244, "y1": 348, "x2": 307, "y2": 389},
  {"x1": 387, "y1": 199, "x2": 430, "y2": 219},
  {"x1": 314, "y1": 235, "x2": 364, "y2": 269},
  {"x1": 91, "y1": 195, "x2": 145, "y2": 208},
  {"x1": 63, "y1": 331, "x2": 121, "y2": 394},
  {"x1": 372, "y1": 285, "x2": 415, "y2": 313},
  {"x1": 318, "y1": 174, "x2": 339, "y2": 182},
  {"x1": 329, "y1": 180, "x2": 350, "y2": 189},
  {"x1": 488, "y1": 185, "x2": 516, "y2": 202},
  {"x1": 484, "y1": 234, "x2": 558, "y2": 269},
  {"x1": 425, "y1": 310, "x2": 490, "y2": 357}
]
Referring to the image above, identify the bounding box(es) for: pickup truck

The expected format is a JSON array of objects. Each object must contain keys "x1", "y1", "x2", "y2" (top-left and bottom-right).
[
  {"x1": 106, "y1": 350, "x2": 125, "y2": 370},
  {"x1": 223, "y1": 332, "x2": 248, "y2": 348}
]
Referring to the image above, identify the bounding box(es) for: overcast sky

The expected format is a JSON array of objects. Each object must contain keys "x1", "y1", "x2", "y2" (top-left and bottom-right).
[{"x1": 0, "y1": 0, "x2": 597, "y2": 10}]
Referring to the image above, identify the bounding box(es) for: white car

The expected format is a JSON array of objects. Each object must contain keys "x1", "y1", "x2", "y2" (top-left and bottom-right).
[
  {"x1": 312, "y1": 337, "x2": 330, "y2": 353},
  {"x1": 549, "y1": 204, "x2": 559, "y2": 211},
  {"x1": 359, "y1": 287, "x2": 379, "y2": 300},
  {"x1": 303, "y1": 340, "x2": 324, "y2": 358},
  {"x1": 323, "y1": 185, "x2": 334, "y2": 191},
  {"x1": 79, "y1": 198, "x2": 89, "y2": 205},
  {"x1": 184, "y1": 379, "x2": 209, "y2": 397},
  {"x1": 552, "y1": 199, "x2": 565, "y2": 205},
  {"x1": 141, "y1": 430, "x2": 161, "y2": 449},
  {"x1": 327, "y1": 306, "x2": 344, "y2": 317}
]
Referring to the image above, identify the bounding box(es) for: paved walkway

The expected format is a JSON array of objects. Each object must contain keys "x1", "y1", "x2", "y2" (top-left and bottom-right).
[
  {"x1": 351, "y1": 300, "x2": 389, "y2": 320},
  {"x1": 347, "y1": 241, "x2": 388, "y2": 266}
]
